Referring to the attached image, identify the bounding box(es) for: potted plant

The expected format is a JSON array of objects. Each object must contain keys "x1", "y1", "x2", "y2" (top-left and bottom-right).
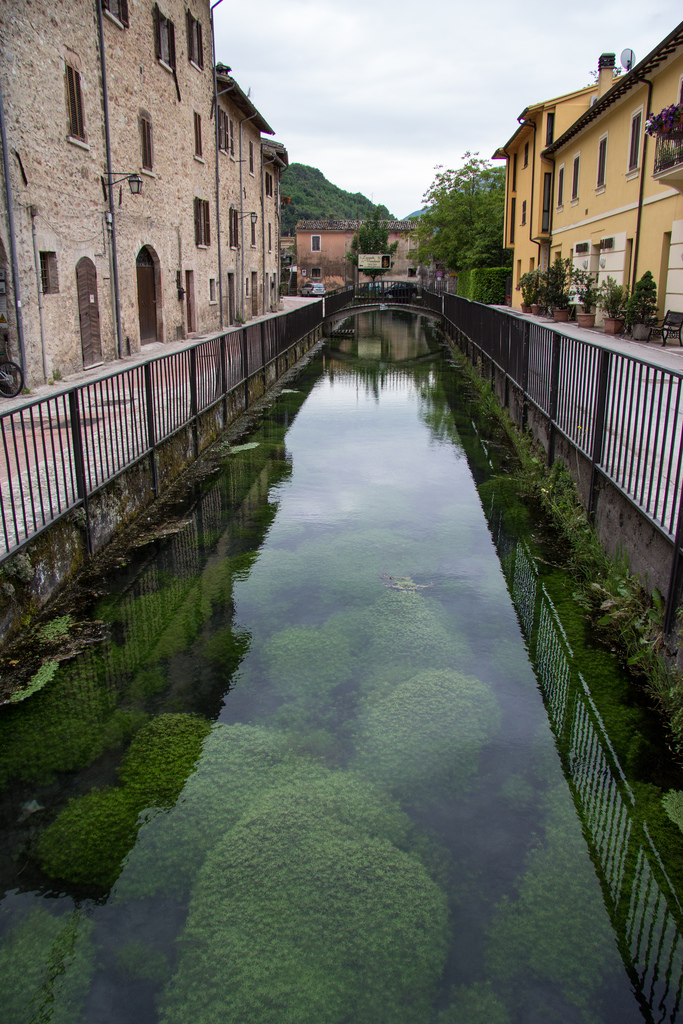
[
  {"x1": 598, "y1": 276, "x2": 629, "y2": 334},
  {"x1": 571, "y1": 267, "x2": 599, "y2": 328},
  {"x1": 519, "y1": 270, "x2": 540, "y2": 313},
  {"x1": 645, "y1": 104, "x2": 683, "y2": 136},
  {"x1": 625, "y1": 271, "x2": 658, "y2": 340},
  {"x1": 544, "y1": 254, "x2": 573, "y2": 321}
]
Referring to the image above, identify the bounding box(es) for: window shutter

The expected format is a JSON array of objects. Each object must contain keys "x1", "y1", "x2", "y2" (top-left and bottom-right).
[
  {"x1": 102, "y1": 0, "x2": 110, "y2": 11},
  {"x1": 119, "y1": 0, "x2": 129, "y2": 25},
  {"x1": 229, "y1": 119, "x2": 234, "y2": 156},
  {"x1": 168, "y1": 19, "x2": 176, "y2": 68},
  {"x1": 66, "y1": 65, "x2": 84, "y2": 139},
  {"x1": 186, "y1": 10, "x2": 193, "y2": 60},
  {"x1": 141, "y1": 118, "x2": 152, "y2": 169},
  {"x1": 203, "y1": 201, "x2": 210, "y2": 246},
  {"x1": 196, "y1": 22, "x2": 203, "y2": 68},
  {"x1": 194, "y1": 198, "x2": 201, "y2": 245},
  {"x1": 153, "y1": 5, "x2": 161, "y2": 59}
]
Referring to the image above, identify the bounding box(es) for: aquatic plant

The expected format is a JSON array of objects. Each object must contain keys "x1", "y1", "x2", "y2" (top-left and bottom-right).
[
  {"x1": 0, "y1": 906, "x2": 94, "y2": 1024},
  {"x1": 159, "y1": 780, "x2": 449, "y2": 1024},
  {"x1": 114, "y1": 941, "x2": 169, "y2": 984},
  {"x1": 438, "y1": 982, "x2": 510, "y2": 1024},
  {"x1": 38, "y1": 713, "x2": 210, "y2": 888},
  {"x1": 262, "y1": 622, "x2": 357, "y2": 697},
  {"x1": 359, "y1": 589, "x2": 469, "y2": 673},
  {"x1": 9, "y1": 660, "x2": 59, "y2": 703},
  {"x1": 662, "y1": 789, "x2": 683, "y2": 833},
  {"x1": 354, "y1": 668, "x2": 500, "y2": 801},
  {"x1": 486, "y1": 783, "x2": 621, "y2": 1021}
]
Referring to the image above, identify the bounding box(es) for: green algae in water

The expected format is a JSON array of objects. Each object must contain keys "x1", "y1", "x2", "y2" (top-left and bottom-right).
[
  {"x1": 438, "y1": 982, "x2": 510, "y2": 1024},
  {"x1": 9, "y1": 660, "x2": 59, "y2": 703},
  {"x1": 38, "y1": 713, "x2": 210, "y2": 888},
  {"x1": 0, "y1": 906, "x2": 94, "y2": 1024},
  {"x1": 159, "y1": 776, "x2": 449, "y2": 1024},
  {"x1": 662, "y1": 789, "x2": 683, "y2": 833}
]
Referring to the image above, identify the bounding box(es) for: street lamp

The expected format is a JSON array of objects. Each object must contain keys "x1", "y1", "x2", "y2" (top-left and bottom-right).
[{"x1": 101, "y1": 172, "x2": 143, "y2": 200}]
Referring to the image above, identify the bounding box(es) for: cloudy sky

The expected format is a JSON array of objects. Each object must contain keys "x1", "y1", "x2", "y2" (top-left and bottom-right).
[{"x1": 214, "y1": 0, "x2": 682, "y2": 219}]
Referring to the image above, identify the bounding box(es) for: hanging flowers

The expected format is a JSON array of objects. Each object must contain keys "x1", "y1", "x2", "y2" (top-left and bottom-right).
[{"x1": 645, "y1": 104, "x2": 683, "y2": 136}]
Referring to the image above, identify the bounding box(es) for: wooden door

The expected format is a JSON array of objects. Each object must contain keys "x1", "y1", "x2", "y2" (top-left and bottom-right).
[
  {"x1": 136, "y1": 248, "x2": 157, "y2": 343},
  {"x1": 76, "y1": 258, "x2": 102, "y2": 367},
  {"x1": 251, "y1": 271, "x2": 258, "y2": 316}
]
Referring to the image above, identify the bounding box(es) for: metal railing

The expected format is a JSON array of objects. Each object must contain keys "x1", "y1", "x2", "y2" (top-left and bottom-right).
[
  {"x1": 654, "y1": 128, "x2": 683, "y2": 175},
  {"x1": 0, "y1": 300, "x2": 323, "y2": 561},
  {"x1": 428, "y1": 290, "x2": 683, "y2": 627}
]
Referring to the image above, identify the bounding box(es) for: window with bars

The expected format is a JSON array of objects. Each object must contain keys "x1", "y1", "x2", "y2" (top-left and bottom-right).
[
  {"x1": 194, "y1": 197, "x2": 210, "y2": 246},
  {"x1": 194, "y1": 111, "x2": 202, "y2": 157},
  {"x1": 140, "y1": 115, "x2": 153, "y2": 170},
  {"x1": 153, "y1": 5, "x2": 176, "y2": 69},
  {"x1": 628, "y1": 112, "x2": 642, "y2": 171},
  {"x1": 66, "y1": 64, "x2": 85, "y2": 140},
  {"x1": 557, "y1": 165, "x2": 564, "y2": 207},
  {"x1": 572, "y1": 155, "x2": 580, "y2": 200},
  {"x1": 596, "y1": 136, "x2": 607, "y2": 187},
  {"x1": 311, "y1": 268, "x2": 321, "y2": 279},
  {"x1": 311, "y1": 235, "x2": 321, "y2": 252},
  {"x1": 186, "y1": 11, "x2": 203, "y2": 68},
  {"x1": 229, "y1": 207, "x2": 239, "y2": 248},
  {"x1": 265, "y1": 171, "x2": 273, "y2": 197},
  {"x1": 40, "y1": 252, "x2": 59, "y2": 294},
  {"x1": 102, "y1": 0, "x2": 129, "y2": 25}
]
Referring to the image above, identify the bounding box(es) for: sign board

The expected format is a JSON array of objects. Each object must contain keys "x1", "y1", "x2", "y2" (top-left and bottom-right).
[
  {"x1": 301, "y1": 268, "x2": 307, "y2": 276},
  {"x1": 436, "y1": 271, "x2": 443, "y2": 279},
  {"x1": 358, "y1": 254, "x2": 391, "y2": 270}
]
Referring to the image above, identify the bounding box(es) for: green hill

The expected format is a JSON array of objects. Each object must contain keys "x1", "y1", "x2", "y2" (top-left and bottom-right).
[{"x1": 280, "y1": 164, "x2": 393, "y2": 235}]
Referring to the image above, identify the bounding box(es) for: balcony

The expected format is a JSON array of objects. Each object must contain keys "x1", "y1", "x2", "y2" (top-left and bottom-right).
[{"x1": 652, "y1": 128, "x2": 683, "y2": 192}]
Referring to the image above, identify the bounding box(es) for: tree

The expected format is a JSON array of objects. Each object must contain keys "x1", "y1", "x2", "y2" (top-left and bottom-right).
[
  {"x1": 414, "y1": 153, "x2": 510, "y2": 272},
  {"x1": 346, "y1": 206, "x2": 399, "y2": 281}
]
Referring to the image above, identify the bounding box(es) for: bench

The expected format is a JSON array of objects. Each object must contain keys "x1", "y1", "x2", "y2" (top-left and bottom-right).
[{"x1": 648, "y1": 310, "x2": 683, "y2": 347}]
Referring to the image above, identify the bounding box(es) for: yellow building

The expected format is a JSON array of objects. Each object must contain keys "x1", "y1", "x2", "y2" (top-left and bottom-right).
[{"x1": 496, "y1": 20, "x2": 683, "y2": 319}]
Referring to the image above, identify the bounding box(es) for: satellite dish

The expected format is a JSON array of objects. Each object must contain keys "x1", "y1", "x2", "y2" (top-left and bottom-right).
[{"x1": 621, "y1": 48, "x2": 636, "y2": 71}]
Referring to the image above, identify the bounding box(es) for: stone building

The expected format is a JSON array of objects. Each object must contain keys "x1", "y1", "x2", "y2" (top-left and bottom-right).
[
  {"x1": 296, "y1": 220, "x2": 418, "y2": 292},
  {"x1": 0, "y1": 0, "x2": 287, "y2": 384}
]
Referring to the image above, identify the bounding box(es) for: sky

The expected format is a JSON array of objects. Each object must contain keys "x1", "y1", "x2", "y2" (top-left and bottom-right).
[{"x1": 213, "y1": 0, "x2": 683, "y2": 219}]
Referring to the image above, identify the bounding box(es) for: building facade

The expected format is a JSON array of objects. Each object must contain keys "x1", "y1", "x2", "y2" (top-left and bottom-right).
[
  {"x1": 295, "y1": 220, "x2": 418, "y2": 291},
  {"x1": 0, "y1": 0, "x2": 287, "y2": 384},
  {"x1": 496, "y1": 20, "x2": 683, "y2": 320}
]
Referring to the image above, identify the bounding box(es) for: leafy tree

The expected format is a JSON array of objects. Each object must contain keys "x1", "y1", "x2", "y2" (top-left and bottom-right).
[
  {"x1": 346, "y1": 206, "x2": 399, "y2": 281},
  {"x1": 415, "y1": 153, "x2": 510, "y2": 272}
]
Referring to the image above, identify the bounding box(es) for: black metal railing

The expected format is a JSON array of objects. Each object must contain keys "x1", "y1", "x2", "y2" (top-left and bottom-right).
[
  {"x1": 428, "y1": 289, "x2": 683, "y2": 627},
  {"x1": 654, "y1": 128, "x2": 683, "y2": 175},
  {"x1": 0, "y1": 300, "x2": 324, "y2": 560}
]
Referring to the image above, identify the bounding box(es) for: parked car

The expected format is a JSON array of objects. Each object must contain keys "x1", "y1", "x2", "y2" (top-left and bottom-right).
[
  {"x1": 300, "y1": 282, "x2": 326, "y2": 297},
  {"x1": 384, "y1": 283, "x2": 418, "y2": 302}
]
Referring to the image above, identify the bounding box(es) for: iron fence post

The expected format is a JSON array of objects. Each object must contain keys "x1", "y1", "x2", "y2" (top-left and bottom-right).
[
  {"x1": 143, "y1": 361, "x2": 159, "y2": 497},
  {"x1": 588, "y1": 346, "x2": 610, "y2": 520},
  {"x1": 220, "y1": 333, "x2": 228, "y2": 427},
  {"x1": 520, "y1": 321, "x2": 530, "y2": 431},
  {"x1": 242, "y1": 328, "x2": 249, "y2": 409},
  {"x1": 665, "y1": 483, "x2": 683, "y2": 633},
  {"x1": 547, "y1": 332, "x2": 561, "y2": 467},
  {"x1": 68, "y1": 388, "x2": 91, "y2": 555},
  {"x1": 260, "y1": 320, "x2": 267, "y2": 391},
  {"x1": 190, "y1": 346, "x2": 198, "y2": 457}
]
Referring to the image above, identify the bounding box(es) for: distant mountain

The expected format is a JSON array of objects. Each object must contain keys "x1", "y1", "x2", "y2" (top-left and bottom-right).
[
  {"x1": 404, "y1": 208, "x2": 428, "y2": 220},
  {"x1": 280, "y1": 163, "x2": 394, "y2": 235}
]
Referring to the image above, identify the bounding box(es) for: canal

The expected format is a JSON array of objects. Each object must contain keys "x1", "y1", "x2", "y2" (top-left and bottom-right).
[{"x1": 1, "y1": 310, "x2": 682, "y2": 1023}]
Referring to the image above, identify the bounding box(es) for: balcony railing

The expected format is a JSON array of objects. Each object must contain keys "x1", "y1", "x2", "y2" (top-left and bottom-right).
[{"x1": 653, "y1": 127, "x2": 683, "y2": 174}]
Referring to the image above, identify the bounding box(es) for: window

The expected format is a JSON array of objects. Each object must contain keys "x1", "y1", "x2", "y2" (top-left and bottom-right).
[
  {"x1": 209, "y1": 278, "x2": 216, "y2": 301},
  {"x1": 512, "y1": 152, "x2": 517, "y2": 192},
  {"x1": 541, "y1": 172, "x2": 552, "y2": 232},
  {"x1": 509, "y1": 198, "x2": 516, "y2": 244},
  {"x1": 194, "y1": 197, "x2": 210, "y2": 246},
  {"x1": 218, "y1": 108, "x2": 229, "y2": 152},
  {"x1": 311, "y1": 235, "x2": 321, "y2": 252},
  {"x1": 557, "y1": 165, "x2": 564, "y2": 207},
  {"x1": 571, "y1": 154, "x2": 580, "y2": 200},
  {"x1": 545, "y1": 112, "x2": 555, "y2": 147},
  {"x1": 523, "y1": 141, "x2": 529, "y2": 168},
  {"x1": 265, "y1": 171, "x2": 273, "y2": 197},
  {"x1": 249, "y1": 140, "x2": 254, "y2": 174},
  {"x1": 268, "y1": 222, "x2": 272, "y2": 252},
  {"x1": 596, "y1": 136, "x2": 607, "y2": 188},
  {"x1": 102, "y1": 0, "x2": 129, "y2": 25},
  {"x1": 229, "y1": 207, "x2": 239, "y2": 248},
  {"x1": 628, "y1": 112, "x2": 642, "y2": 171},
  {"x1": 40, "y1": 252, "x2": 59, "y2": 294},
  {"x1": 250, "y1": 216, "x2": 256, "y2": 246},
  {"x1": 311, "y1": 268, "x2": 322, "y2": 279},
  {"x1": 153, "y1": 5, "x2": 176, "y2": 69},
  {"x1": 408, "y1": 267, "x2": 416, "y2": 278},
  {"x1": 186, "y1": 11, "x2": 203, "y2": 68},
  {"x1": 140, "y1": 115, "x2": 153, "y2": 170},
  {"x1": 229, "y1": 119, "x2": 235, "y2": 156},
  {"x1": 521, "y1": 199, "x2": 526, "y2": 226},
  {"x1": 245, "y1": 276, "x2": 249, "y2": 296},
  {"x1": 66, "y1": 64, "x2": 85, "y2": 140},
  {"x1": 194, "y1": 111, "x2": 202, "y2": 158}
]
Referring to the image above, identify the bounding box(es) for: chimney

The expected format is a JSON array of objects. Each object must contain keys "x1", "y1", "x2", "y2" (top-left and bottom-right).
[{"x1": 597, "y1": 53, "x2": 616, "y2": 99}]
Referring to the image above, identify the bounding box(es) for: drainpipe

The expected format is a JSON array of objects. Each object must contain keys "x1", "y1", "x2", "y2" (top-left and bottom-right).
[
  {"x1": 210, "y1": 0, "x2": 224, "y2": 329},
  {"x1": 631, "y1": 77, "x2": 654, "y2": 293},
  {"x1": 95, "y1": 0, "x2": 123, "y2": 359},
  {"x1": 0, "y1": 76, "x2": 27, "y2": 375},
  {"x1": 239, "y1": 110, "x2": 258, "y2": 320},
  {"x1": 29, "y1": 206, "x2": 47, "y2": 381}
]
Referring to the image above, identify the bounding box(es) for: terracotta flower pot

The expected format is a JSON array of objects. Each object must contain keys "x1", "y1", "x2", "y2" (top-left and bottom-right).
[
  {"x1": 521, "y1": 304, "x2": 531, "y2": 314},
  {"x1": 577, "y1": 313, "x2": 596, "y2": 328},
  {"x1": 603, "y1": 317, "x2": 624, "y2": 335},
  {"x1": 530, "y1": 304, "x2": 541, "y2": 316},
  {"x1": 553, "y1": 308, "x2": 570, "y2": 322}
]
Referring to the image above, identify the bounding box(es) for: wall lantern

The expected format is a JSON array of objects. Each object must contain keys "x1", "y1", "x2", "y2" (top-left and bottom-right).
[{"x1": 101, "y1": 172, "x2": 143, "y2": 199}]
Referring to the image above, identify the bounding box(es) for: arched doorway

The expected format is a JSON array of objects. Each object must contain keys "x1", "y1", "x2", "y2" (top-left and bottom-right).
[
  {"x1": 75, "y1": 257, "x2": 102, "y2": 367},
  {"x1": 136, "y1": 247, "x2": 157, "y2": 344}
]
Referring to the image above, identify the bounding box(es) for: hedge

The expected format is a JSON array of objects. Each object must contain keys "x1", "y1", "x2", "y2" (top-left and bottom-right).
[{"x1": 456, "y1": 267, "x2": 509, "y2": 304}]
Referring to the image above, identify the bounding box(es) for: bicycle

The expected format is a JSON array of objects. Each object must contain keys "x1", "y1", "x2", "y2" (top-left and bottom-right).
[{"x1": 0, "y1": 349, "x2": 23, "y2": 398}]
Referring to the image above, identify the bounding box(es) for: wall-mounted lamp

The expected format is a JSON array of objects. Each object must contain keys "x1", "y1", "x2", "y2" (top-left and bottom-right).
[
  {"x1": 101, "y1": 172, "x2": 143, "y2": 201},
  {"x1": 599, "y1": 257, "x2": 606, "y2": 269},
  {"x1": 250, "y1": 212, "x2": 258, "y2": 225}
]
